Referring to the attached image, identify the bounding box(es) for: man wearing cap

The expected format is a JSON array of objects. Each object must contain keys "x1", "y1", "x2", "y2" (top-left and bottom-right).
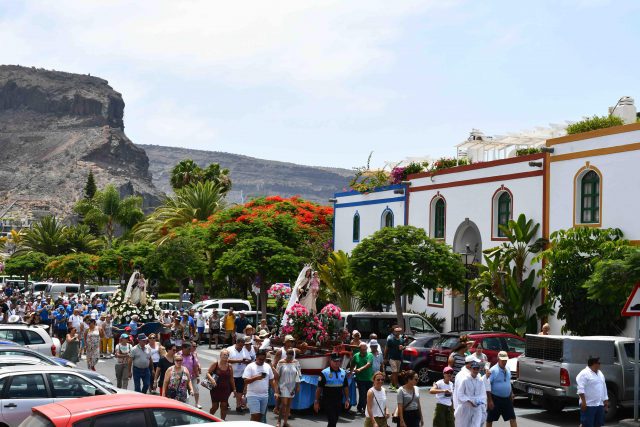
[
  {"x1": 315, "y1": 353, "x2": 350, "y2": 427},
  {"x1": 129, "y1": 333, "x2": 153, "y2": 393},
  {"x1": 430, "y1": 366, "x2": 455, "y2": 427},
  {"x1": 115, "y1": 333, "x2": 132, "y2": 389},
  {"x1": 454, "y1": 360, "x2": 486, "y2": 427},
  {"x1": 228, "y1": 336, "x2": 251, "y2": 412},
  {"x1": 452, "y1": 355, "x2": 475, "y2": 415},
  {"x1": 369, "y1": 339, "x2": 383, "y2": 374},
  {"x1": 486, "y1": 351, "x2": 517, "y2": 427}
]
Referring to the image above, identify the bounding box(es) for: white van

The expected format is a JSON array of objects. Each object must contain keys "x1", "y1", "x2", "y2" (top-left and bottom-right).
[
  {"x1": 45, "y1": 283, "x2": 81, "y2": 299},
  {"x1": 192, "y1": 299, "x2": 252, "y2": 317}
]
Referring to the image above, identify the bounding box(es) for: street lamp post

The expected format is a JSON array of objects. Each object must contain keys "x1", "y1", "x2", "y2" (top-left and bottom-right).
[{"x1": 461, "y1": 243, "x2": 476, "y2": 331}]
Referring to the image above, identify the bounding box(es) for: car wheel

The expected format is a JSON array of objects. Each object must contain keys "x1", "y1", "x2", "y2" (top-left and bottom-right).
[
  {"x1": 416, "y1": 365, "x2": 430, "y2": 385},
  {"x1": 541, "y1": 398, "x2": 566, "y2": 413},
  {"x1": 605, "y1": 386, "x2": 618, "y2": 422}
]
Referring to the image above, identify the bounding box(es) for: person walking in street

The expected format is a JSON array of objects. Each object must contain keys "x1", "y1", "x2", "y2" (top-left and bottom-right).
[
  {"x1": 162, "y1": 353, "x2": 193, "y2": 403},
  {"x1": 454, "y1": 361, "x2": 486, "y2": 427},
  {"x1": 275, "y1": 348, "x2": 301, "y2": 427},
  {"x1": 576, "y1": 356, "x2": 608, "y2": 427},
  {"x1": 486, "y1": 351, "x2": 517, "y2": 427},
  {"x1": 384, "y1": 326, "x2": 404, "y2": 391},
  {"x1": 223, "y1": 308, "x2": 236, "y2": 345},
  {"x1": 208, "y1": 311, "x2": 221, "y2": 349},
  {"x1": 178, "y1": 341, "x2": 202, "y2": 408},
  {"x1": 397, "y1": 370, "x2": 424, "y2": 427},
  {"x1": 147, "y1": 334, "x2": 161, "y2": 394},
  {"x1": 155, "y1": 342, "x2": 175, "y2": 396},
  {"x1": 194, "y1": 308, "x2": 206, "y2": 344},
  {"x1": 234, "y1": 311, "x2": 249, "y2": 342},
  {"x1": 207, "y1": 348, "x2": 235, "y2": 420},
  {"x1": 101, "y1": 314, "x2": 113, "y2": 358},
  {"x1": 366, "y1": 371, "x2": 390, "y2": 427},
  {"x1": 115, "y1": 333, "x2": 132, "y2": 389},
  {"x1": 448, "y1": 342, "x2": 468, "y2": 379},
  {"x1": 228, "y1": 336, "x2": 250, "y2": 412},
  {"x1": 242, "y1": 349, "x2": 276, "y2": 424},
  {"x1": 62, "y1": 326, "x2": 80, "y2": 363},
  {"x1": 352, "y1": 341, "x2": 374, "y2": 415},
  {"x1": 171, "y1": 316, "x2": 185, "y2": 348},
  {"x1": 430, "y1": 366, "x2": 454, "y2": 427},
  {"x1": 130, "y1": 333, "x2": 153, "y2": 393},
  {"x1": 315, "y1": 353, "x2": 350, "y2": 427},
  {"x1": 369, "y1": 340, "x2": 384, "y2": 374},
  {"x1": 84, "y1": 318, "x2": 102, "y2": 371}
]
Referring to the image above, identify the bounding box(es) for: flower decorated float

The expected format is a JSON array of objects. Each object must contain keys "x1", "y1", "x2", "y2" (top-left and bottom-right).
[{"x1": 107, "y1": 270, "x2": 162, "y2": 337}]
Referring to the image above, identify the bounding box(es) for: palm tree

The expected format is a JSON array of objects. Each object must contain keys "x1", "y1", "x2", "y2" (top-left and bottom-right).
[
  {"x1": 75, "y1": 185, "x2": 144, "y2": 248},
  {"x1": 317, "y1": 250, "x2": 361, "y2": 311},
  {"x1": 134, "y1": 181, "x2": 225, "y2": 244},
  {"x1": 18, "y1": 216, "x2": 68, "y2": 256},
  {"x1": 63, "y1": 225, "x2": 103, "y2": 254},
  {"x1": 170, "y1": 159, "x2": 201, "y2": 190}
]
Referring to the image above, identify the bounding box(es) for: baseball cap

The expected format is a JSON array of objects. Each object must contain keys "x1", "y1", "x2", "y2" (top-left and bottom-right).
[
  {"x1": 137, "y1": 333, "x2": 148, "y2": 341},
  {"x1": 285, "y1": 335, "x2": 295, "y2": 342},
  {"x1": 330, "y1": 353, "x2": 342, "y2": 361},
  {"x1": 369, "y1": 339, "x2": 379, "y2": 347},
  {"x1": 120, "y1": 334, "x2": 129, "y2": 339},
  {"x1": 443, "y1": 367, "x2": 454, "y2": 374},
  {"x1": 465, "y1": 355, "x2": 475, "y2": 364},
  {"x1": 498, "y1": 351, "x2": 509, "y2": 361}
]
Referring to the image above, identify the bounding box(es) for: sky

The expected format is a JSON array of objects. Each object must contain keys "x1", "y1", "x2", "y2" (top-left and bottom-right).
[{"x1": 1, "y1": 1, "x2": 639, "y2": 169}]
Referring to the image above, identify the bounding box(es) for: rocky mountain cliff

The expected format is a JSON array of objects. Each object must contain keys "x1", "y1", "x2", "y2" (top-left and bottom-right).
[
  {"x1": 0, "y1": 65, "x2": 162, "y2": 223},
  {"x1": 140, "y1": 144, "x2": 353, "y2": 204}
]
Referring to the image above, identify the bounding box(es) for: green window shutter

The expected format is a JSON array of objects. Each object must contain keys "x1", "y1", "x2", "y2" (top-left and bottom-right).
[
  {"x1": 434, "y1": 198, "x2": 445, "y2": 238},
  {"x1": 497, "y1": 192, "x2": 511, "y2": 237},
  {"x1": 352, "y1": 214, "x2": 360, "y2": 242},
  {"x1": 580, "y1": 171, "x2": 600, "y2": 223}
]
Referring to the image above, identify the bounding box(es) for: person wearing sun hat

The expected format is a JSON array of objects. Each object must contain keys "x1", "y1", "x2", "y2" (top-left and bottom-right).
[
  {"x1": 454, "y1": 360, "x2": 486, "y2": 426},
  {"x1": 486, "y1": 351, "x2": 517, "y2": 427},
  {"x1": 130, "y1": 333, "x2": 153, "y2": 393},
  {"x1": 430, "y1": 366, "x2": 455, "y2": 427}
]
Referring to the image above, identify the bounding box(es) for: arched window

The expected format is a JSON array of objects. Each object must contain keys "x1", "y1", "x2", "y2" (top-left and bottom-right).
[
  {"x1": 352, "y1": 212, "x2": 360, "y2": 242},
  {"x1": 581, "y1": 170, "x2": 600, "y2": 223},
  {"x1": 497, "y1": 192, "x2": 511, "y2": 237},
  {"x1": 434, "y1": 198, "x2": 445, "y2": 239},
  {"x1": 381, "y1": 208, "x2": 394, "y2": 229}
]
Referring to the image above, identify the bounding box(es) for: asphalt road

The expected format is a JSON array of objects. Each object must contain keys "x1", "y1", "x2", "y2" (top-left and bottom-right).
[{"x1": 87, "y1": 345, "x2": 631, "y2": 426}]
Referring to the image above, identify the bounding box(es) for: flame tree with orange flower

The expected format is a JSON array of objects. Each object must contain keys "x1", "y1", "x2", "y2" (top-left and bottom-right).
[{"x1": 199, "y1": 196, "x2": 333, "y2": 318}]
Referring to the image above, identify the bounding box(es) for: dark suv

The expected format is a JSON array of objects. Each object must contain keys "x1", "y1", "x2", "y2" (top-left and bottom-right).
[
  {"x1": 427, "y1": 331, "x2": 525, "y2": 381},
  {"x1": 401, "y1": 335, "x2": 440, "y2": 385}
]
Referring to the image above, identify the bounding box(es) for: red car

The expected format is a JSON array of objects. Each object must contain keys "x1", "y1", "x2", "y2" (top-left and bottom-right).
[
  {"x1": 426, "y1": 331, "x2": 525, "y2": 381},
  {"x1": 18, "y1": 394, "x2": 221, "y2": 427}
]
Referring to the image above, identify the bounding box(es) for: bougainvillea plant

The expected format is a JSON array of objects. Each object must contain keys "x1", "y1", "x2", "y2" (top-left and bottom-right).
[{"x1": 282, "y1": 302, "x2": 329, "y2": 344}]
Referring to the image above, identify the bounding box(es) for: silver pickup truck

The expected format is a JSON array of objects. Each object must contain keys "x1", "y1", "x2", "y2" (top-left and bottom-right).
[{"x1": 513, "y1": 334, "x2": 635, "y2": 421}]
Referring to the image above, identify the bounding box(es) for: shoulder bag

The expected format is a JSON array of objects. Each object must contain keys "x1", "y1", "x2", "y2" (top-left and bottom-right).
[{"x1": 392, "y1": 389, "x2": 415, "y2": 425}]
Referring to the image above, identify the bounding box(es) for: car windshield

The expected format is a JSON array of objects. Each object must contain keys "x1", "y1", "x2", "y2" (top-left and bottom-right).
[
  {"x1": 15, "y1": 413, "x2": 54, "y2": 427},
  {"x1": 94, "y1": 380, "x2": 118, "y2": 394},
  {"x1": 435, "y1": 336, "x2": 460, "y2": 349}
]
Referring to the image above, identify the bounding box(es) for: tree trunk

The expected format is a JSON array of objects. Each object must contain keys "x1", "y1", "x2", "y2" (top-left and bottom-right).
[
  {"x1": 260, "y1": 284, "x2": 268, "y2": 321},
  {"x1": 394, "y1": 280, "x2": 404, "y2": 329}
]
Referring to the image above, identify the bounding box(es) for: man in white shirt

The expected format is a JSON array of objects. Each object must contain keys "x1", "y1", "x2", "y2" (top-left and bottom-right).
[
  {"x1": 576, "y1": 357, "x2": 608, "y2": 427},
  {"x1": 194, "y1": 308, "x2": 206, "y2": 344},
  {"x1": 68, "y1": 307, "x2": 83, "y2": 331},
  {"x1": 228, "y1": 337, "x2": 251, "y2": 412},
  {"x1": 454, "y1": 361, "x2": 486, "y2": 427},
  {"x1": 242, "y1": 349, "x2": 276, "y2": 424}
]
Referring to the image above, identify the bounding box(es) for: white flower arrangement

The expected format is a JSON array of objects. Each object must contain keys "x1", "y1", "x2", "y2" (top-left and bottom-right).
[{"x1": 107, "y1": 290, "x2": 161, "y2": 325}]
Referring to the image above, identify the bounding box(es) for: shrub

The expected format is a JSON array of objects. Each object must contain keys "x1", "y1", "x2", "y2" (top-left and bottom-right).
[
  {"x1": 515, "y1": 147, "x2": 542, "y2": 156},
  {"x1": 566, "y1": 115, "x2": 624, "y2": 135}
]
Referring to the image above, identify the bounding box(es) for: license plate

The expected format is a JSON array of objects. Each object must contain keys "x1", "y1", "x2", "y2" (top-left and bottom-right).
[
  {"x1": 435, "y1": 356, "x2": 448, "y2": 362},
  {"x1": 528, "y1": 387, "x2": 543, "y2": 396}
]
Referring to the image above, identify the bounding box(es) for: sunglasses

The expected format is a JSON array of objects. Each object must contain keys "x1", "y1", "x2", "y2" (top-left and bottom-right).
[{"x1": 175, "y1": 359, "x2": 183, "y2": 362}]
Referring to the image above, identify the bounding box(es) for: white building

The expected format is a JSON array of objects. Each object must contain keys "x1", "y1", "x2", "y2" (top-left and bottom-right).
[{"x1": 332, "y1": 97, "x2": 640, "y2": 335}]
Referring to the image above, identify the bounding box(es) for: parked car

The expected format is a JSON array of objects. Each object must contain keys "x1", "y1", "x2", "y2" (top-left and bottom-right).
[
  {"x1": 401, "y1": 335, "x2": 441, "y2": 385},
  {"x1": 174, "y1": 423, "x2": 268, "y2": 427},
  {"x1": 200, "y1": 310, "x2": 277, "y2": 340},
  {"x1": 156, "y1": 299, "x2": 194, "y2": 312},
  {"x1": 0, "y1": 345, "x2": 112, "y2": 384},
  {"x1": 0, "y1": 324, "x2": 61, "y2": 357},
  {"x1": 514, "y1": 334, "x2": 634, "y2": 420},
  {"x1": 427, "y1": 331, "x2": 525, "y2": 381},
  {"x1": 18, "y1": 393, "x2": 220, "y2": 427},
  {"x1": 0, "y1": 365, "x2": 132, "y2": 426},
  {"x1": 339, "y1": 312, "x2": 439, "y2": 349}
]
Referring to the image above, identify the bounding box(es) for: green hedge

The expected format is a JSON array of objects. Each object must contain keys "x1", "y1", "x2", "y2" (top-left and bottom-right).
[{"x1": 566, "y1": 115, "x2": 624, "y2": 135}]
